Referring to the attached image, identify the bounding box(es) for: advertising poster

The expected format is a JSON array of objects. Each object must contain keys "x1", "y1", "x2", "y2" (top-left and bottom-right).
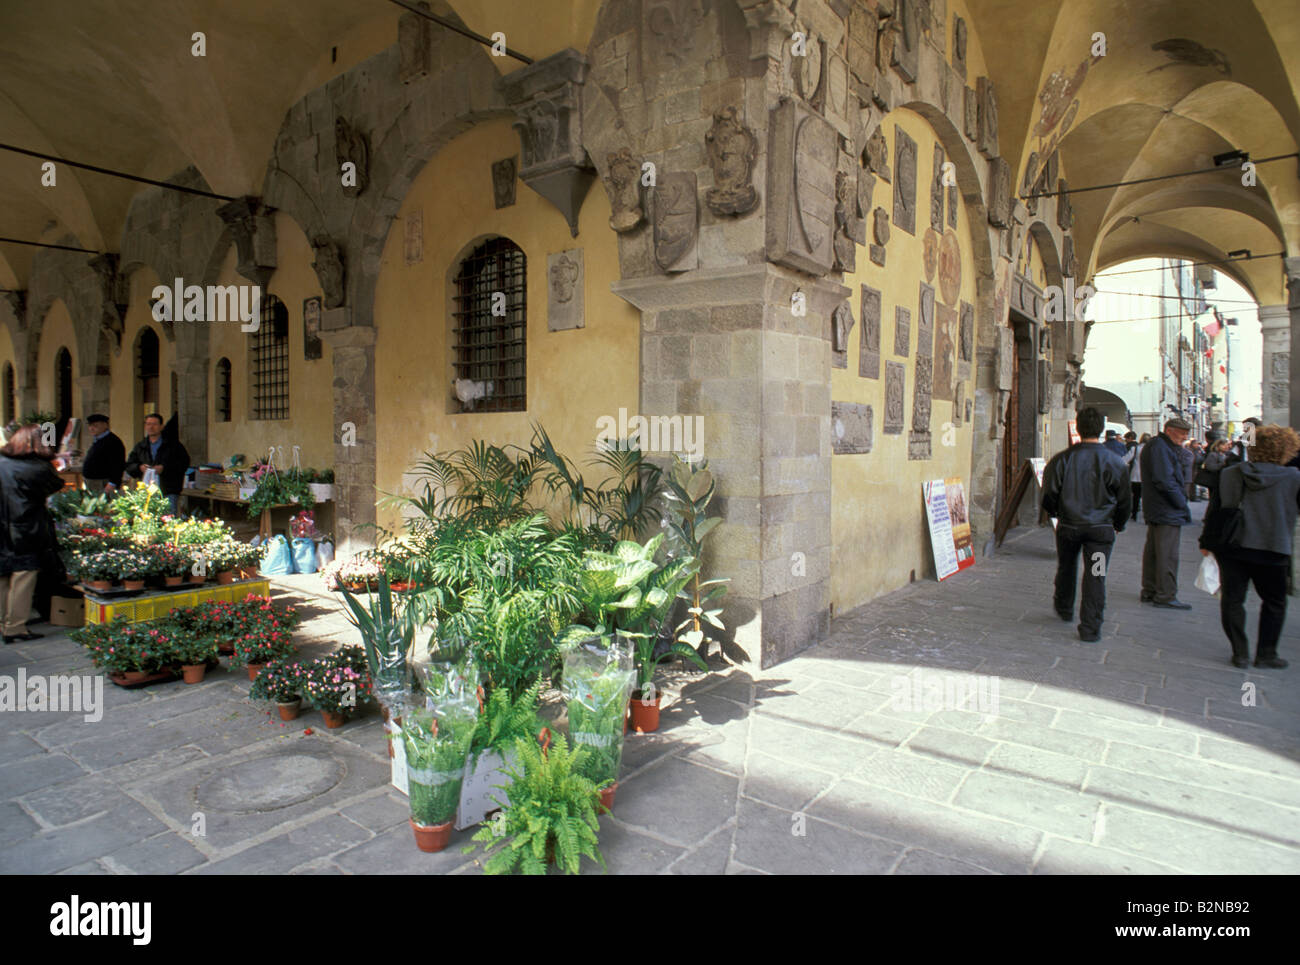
[
  {"x1": 923, "y1": 479, "x2": 960, "y2": 580},
  {"x1": 945, "y1": 477, "x2": 975, "y2": 572},
  {"x1": 1067, "y1": 420, "x2": 1081, "y2": 445}
]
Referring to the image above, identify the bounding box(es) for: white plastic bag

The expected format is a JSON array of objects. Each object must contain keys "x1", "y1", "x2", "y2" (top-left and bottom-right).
[
  {"x1": 1195, "y1": 553, "x2": 1220, "y2": 597},
  {"x1": 142, "y1": 467, "x2": 160, "y2": 488},
  {"x1": 316, "y1": 540, "x2": 335, "y2": 566}
]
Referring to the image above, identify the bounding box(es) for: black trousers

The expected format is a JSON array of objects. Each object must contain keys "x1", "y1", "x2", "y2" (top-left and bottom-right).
[
  {"x1": 1130, "y1": 483, "x2": 1141, "y2": 520},
  {"x1": 1218, "y1": 554, "x2": 1288, "y2": 660},
  {"x1": 1054, "y1": 524, "x2": 1116, "y2": 636}
]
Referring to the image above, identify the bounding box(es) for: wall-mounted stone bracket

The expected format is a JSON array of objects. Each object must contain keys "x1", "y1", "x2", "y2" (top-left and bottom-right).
[
  {"x1": 497, "y1": 48, "x2": 596, "y2": 238},
  {"x1": 216, "y1": 196, "x2": 277, "y2": 290},
  {"x1": 88, "y1": 253, "x2": 127, "y2": 350}
]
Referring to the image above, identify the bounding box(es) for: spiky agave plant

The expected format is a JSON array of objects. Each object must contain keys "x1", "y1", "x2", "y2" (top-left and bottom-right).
[{"x1": 336, "y1": 576, "x2": 414, "y2": 715}]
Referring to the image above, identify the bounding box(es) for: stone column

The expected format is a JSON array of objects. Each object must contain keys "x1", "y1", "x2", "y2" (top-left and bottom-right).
[
  {"x1": 320, "y1": 325, "x2": 376, "y2": 556},
  {"x1": 1286, "y1": 257, "x2": 1300, "y2": 428},
  {"x1": 1259, "y1": 303, "x2": 1289, "y2": 426},
  {"x1": 614, "y1": 263, "x2": 847, "y2": 669}
]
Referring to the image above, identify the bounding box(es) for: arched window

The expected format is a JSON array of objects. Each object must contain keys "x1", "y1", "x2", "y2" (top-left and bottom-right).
[
  {"x1": 215, "y1": 357, "x2": 232, "y2": 422},
  {"x1": 2, "y1": 363, "x2": 13, "y2": 425},
  {"x1": 55, "y1": 347, "x2": 73, "y2": 421},
  {"x1": 452, "y1": 237, "x2": 526, "y2": 412},
  {"x1": 137, "y1": 327, "x2": 160, "y2": 410},
  {"x1": 250, "y1": 295, "x2": 289, "y2": 420}
]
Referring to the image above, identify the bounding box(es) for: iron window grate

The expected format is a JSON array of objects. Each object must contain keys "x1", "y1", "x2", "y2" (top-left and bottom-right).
[
  {"x1": 251, "y1": 296, "x2": 290, "y2": 420},
  {"x1": 452, "y1": 237, "x2": 526, "y2": 412},
  {"x1": 215, "y1": 357, "x2": 232, "y2": 423}
]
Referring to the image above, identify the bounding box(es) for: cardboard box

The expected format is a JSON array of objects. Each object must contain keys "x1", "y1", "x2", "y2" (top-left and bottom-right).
[{"x1": 50, "y1": 595, "x2": 84, "y2": 628}]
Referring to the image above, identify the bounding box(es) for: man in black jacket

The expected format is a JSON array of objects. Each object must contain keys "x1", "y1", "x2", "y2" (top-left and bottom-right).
[
  {"x1": 1140, "y1": 417, "x2": 1193, "y2": 609},
  {"x1": 1042, "y1": 407, "x2": 1132, "y2": 642},
  {"x1": 81, "y1": 413, "x2": 125, "y2": 493},
  {"x1": 125, "y1": 413, "x2": 190, "y2": 513}
]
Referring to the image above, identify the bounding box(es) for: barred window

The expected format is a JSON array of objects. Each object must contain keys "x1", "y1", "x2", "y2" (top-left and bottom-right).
[
  {"x1": 136, "y1": 327, "x2": 159, "y2": 410},
  {"x1": 250, "y1": 296, "x2": 289, "y2": 420},
  {"x1": 55, "y1": 346, "x2": 73, "y2": 421},
  {"x1": 451, "y1": 238, "x2": 526, "y2": 412},
  {"x1": 215, "y1": 357, "x2": 231, "y2": 422}
]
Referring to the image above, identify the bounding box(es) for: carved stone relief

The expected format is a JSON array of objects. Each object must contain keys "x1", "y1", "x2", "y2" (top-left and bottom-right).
[
  {"x1": 606, "y1": 148, "x2": 644, "y2": 232},
  {"x1": 953, "y1": 16, "x2": 968, "y2": 79},
  {"x1": 976, "y1": 75, "x2": 998, "y2": 159},
  {"x1": 987, "y1": 156, "x2": 1012, "y2": 228},
  {"x1": 890, "y1": 0, "x2": 920, "y2": 83},
  {"x1": 1062, "y1": 234, "x2": 1078, "y2": 279},
  {"x1": 963, "y1": 85, "x2": 978, "y2": 141},
  {"x1": 398, "y1": 4, "x2": 431, "y2": 84},
  {"x1": 831, "y1": 401, "x2": 874, "y2": 454},
  {"x1": 767, "y1": 98, "x2": 837, "y2": 275},
  {"x1": 652, "y1": 172, "x2": 699, "y2": 272},
  {"x1": 884, "y1": 360, "x2": 906, "y2": 434},
  {"x1": 831, "y1": 300, "x2": 854, "y2": 369},
  {"x1": 404, "y1": 209, "x2": 423, "y2": 265},
  {"x1": 858, "y1": 170, "x2": 875, "y2": 220},
  {"x1": 917, "y1": 281, "x2": 935, "y2": 358},
  {"x1": 864, "y1": 128, "x2": 891, "y2": 182},
  {"x1": 996, "y1": 326, "x2": 1014, "y2": 390},
  {"x1": 642, "y1": 0, "x2": 711, "y2": 73},
  {"x1": 1021, "y1": 151, "x2": 1040, "y2": 215},
  {"x1": 859, "y1": 284, "x2": 882, "y2": 379},
  {"x1": 311, "y1": 239, "x2": 346, "y2": 309},
  {"x1": 870, "y1": 244, "x2": 887, "y2": 267},
  {"x1": 894, "y1": 306, "x2": 910, "y2": 357},
  {"x1": 1057, "y1": 179, "x2": 1074, "y2": 230},
  {"x1": 909, "y1": 355, "x2": 933, "y2": 459},
  {"x1": 892, "y1": 125, "x2": 917, "y2": 235},
  {"x1": 922, "y1": 227, "x2": 940, "y2": 282},
  {"x1": 873, "y1": 207, "x2": 891, "y2": 246},
  {"x1": 934, "y1": 303, "x2": 957, "y2": 401},
  {"x1": 547, "y1": 248, "x2": 584, "y2": 331},
  {"x1": 938, "y1": 229, "x2": 962, "y2": 306},
  {"x1": 492, "y1": 156, "x2": 517, "y2": 208},
  {"x1": 930, "y1": 144, "x2": 946, "y2": 231},
  {"x1": 705, "y1": 107, "x2": 758, "y2": 216},
  {"x1": 847, "y1": 4, "x2": 879, "y2": 94},
  {"x1": 833, "y1": 171, "x2": 858, "y2": 272},
  {"x1": 954, "y1": 380, "x2": 965, "y2": 426},
  {"x1": 947, "y1": 183, "x2": 958, "y2": 229},
  {"x1": 958, "y1": 299, "x2": 974, "y2": 376},
  {"x1": 335, "y1": 117, "x2": 369, "y2": 198}
]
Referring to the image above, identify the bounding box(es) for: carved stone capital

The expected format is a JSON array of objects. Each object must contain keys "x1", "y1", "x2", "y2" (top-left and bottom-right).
[
  {"x1": 497, "y1": 48, "x2": 595, "y2": 237},
  {"x1": 87, "y1": 253, "x2": 126, "y2": 350},
  {"x1": 216, "y1": 196, "x2": 277, "y2": 289},
  {"x1": 311, "y1": 238, "x2": 346, "y2": 309}
]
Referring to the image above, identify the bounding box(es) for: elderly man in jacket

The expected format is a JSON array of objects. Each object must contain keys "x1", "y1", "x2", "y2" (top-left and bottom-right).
[
  {"x1": 1140, "y1": 417, "x2": 1193, "y2": 609},
  {"x1": 1041, "y1": 407, "x2": 1132, "y2": 642}
]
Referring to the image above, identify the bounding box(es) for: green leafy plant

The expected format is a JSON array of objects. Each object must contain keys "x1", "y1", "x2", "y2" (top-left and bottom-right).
[
  {"x1": 662, "y1": 456, "x2": 729, "y2": 658},
  {"x1": 71, "y1": 617, "x2": 174, "y2": 674},
  {"x1": 48, "y1": 489, "x2": 112, "y2": 522},
  {"x1": 467, "y1": 733, "x2": 605, "y2": 875},
  {"x1": 249, "y1": 657, "x2": 304, "y2": 702},
  {"x1": 469, "y1": 679, "x2": 543, "y2": 762},
  {"x1": 247, "y1": 471, "x2": 315, "y2": 519},
  {"x1": 402, "y1": 707, "x2": 476, "y2": 827},
  {"x1": 562, "y1": 637, "x2": 634, "y2": 787},
  {"x1": 110, "y1": 483, "x2": 169, "y2": 527},
  {"x1": 164, "y1": 625, "x2": 218, "y2": 666},
  {"x1": 299, "y1": 648, "x2": 374, "y2": 713},
  {"x1": 337, "y1": 575, "x2": 414, "y2": 714}
]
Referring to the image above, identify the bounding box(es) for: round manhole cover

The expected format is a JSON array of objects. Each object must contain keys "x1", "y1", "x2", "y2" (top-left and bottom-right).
[{"x1": 197, "y1": 753, "x2": 343, "y2": 813}]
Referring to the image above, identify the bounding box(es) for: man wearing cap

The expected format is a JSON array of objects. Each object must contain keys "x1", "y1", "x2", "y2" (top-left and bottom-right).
[
  {"x1": 1140, "y1": 417, "x2": 1194, "y2": 609},
  {"x1": 81, "y1": 414, "x2": 125, "y2": 494},
  {"x1": 1103, "y1": 430, "x2": 1127, "y2": 458}
]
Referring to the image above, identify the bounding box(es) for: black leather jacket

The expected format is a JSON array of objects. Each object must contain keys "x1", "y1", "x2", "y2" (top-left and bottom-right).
[{"x1": 1041, "y1": 442, "x2": 1132, "y2": 531}]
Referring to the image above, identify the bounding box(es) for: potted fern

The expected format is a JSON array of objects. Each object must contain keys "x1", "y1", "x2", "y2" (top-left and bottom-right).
[
  {"x1": 562, "y1": 636, "x2": 635, "y2": 812},
  {"x1": 466, "y1": 733, "x2": 606, "y2": 874}
]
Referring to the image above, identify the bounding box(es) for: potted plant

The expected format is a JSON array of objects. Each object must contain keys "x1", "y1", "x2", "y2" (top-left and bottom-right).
[
  {"x1": 561, "y1": 636, "x2": 635, "y2": 812},
  {"x1": 118, "y1": 547, "x2": 155, "y2": 591},
  {"x1": 465, "y1": 733, "x2": 606, "y2": 874},
  {"x1": 247, "y1": 471, "x2": 315, "y2": 519},
  {"x1": 307, "y1": 468, "x2": 335, "y2": 503},
  {"x1": 71, "y1": 618, "x2": 175, "y2": 685},
  {"x1": 167, "y1": 625, "x2": 219, "y2": 684},
  {"x1": 249, "y1": 658, "x2": 305, "y2": 719},
  {"x1": 300, "y1": 648, "x2": 374, "y2": 727},
  {"x1": 202, "y1": 537, "x2": 242, "y2": 584},
  {"x1": 662, "y1": 456, "x2": 730, "y2": 659},
  {"x1": 336, "y1": 576, "x2": 414, "y2": 718},
  {"x1": 69, "y1": 549, "x2": 119, "y2": 592},
  {"x1": 153, "y1": 544, "x2": 193, "y2": 587},
  {"x1": 230, "y1": 606, "x2": 296, "y2": 681},
  {"x1": 400, "y1": 701, "x2": 477, "y2": 852}
]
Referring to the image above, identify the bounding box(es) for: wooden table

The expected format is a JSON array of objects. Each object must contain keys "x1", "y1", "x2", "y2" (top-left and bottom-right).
[{"x1": 181, "y1": 490, "x2": 333, "y2": 540}]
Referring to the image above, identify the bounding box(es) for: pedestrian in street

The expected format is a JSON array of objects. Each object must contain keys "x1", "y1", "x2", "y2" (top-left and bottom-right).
[
  {"x1": 125, "y1": 412, "x2": 190, "y2": 513},
  {"x1": 1103, "y1": 429, "x2": 1127, "y2": 458},
  {"x1": 1201, "y1": 425, "x2": 1300, "y2": 669},
  {"x1": 81, "y1": 413, "x2": 125, "y2": 494},
  {"x1": 1141, "y1": 417, "x2": 1194, "y2": 609},
  {"x1": 1041, "y1": 407, "x2": 1132, "y2": 642},
  {"x1": 1127, "y1": 433, "x2": 1150, "y2": 522},
  {"x1": 1196, "y1": 438, "x2": 1232, "y2": 511},
  {"x1": 0, "y1": 425, "x2": 65, "y2": 643},
  {"x1": 1227, "y1": 417, "x2": 1262, "y2": 466}
]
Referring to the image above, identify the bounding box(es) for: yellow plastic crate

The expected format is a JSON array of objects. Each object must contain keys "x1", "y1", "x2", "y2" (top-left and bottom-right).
[{"x1": 84, "y1": 578, "x2": 272, "y2": 625}]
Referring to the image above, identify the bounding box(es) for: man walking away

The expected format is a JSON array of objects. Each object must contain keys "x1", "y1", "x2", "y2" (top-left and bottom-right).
[
  {"x1": 81, "y1": 413, "x2": 125, "y2": 494},
  {"x1": 1042, "y1": 407, "x2": 1132, "y2": 642},
  {"x1": 1103, "y1": 430, "x2": 1127, "y2": 458},
  {"x1": 1141, "y1": 417, "x2": 1193, "y2": 609},
  {"x1": 1204, "y1": 425, "x2": 1300, "y2": 669}
]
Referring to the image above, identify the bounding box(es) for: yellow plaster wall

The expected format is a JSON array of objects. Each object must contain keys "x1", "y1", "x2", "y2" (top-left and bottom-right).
[
  {"x1": 206, "y1": 214, "x2": 336, "y2": 470},
  {"x1": 112, "y1": 265, "x2": 174, "y2": 442},
  {"x1": 373, "y1": 118, "x2": 639, "y2": 534},
  {"x1": 36, "y1": 300, "x2": 77, "y2": 417},
  {"x1": 0, "y1": 324, "x2": 16, "y2": 420},
  {"x1": 831, "y1": 107, "x2": 981, "y2": 616}
]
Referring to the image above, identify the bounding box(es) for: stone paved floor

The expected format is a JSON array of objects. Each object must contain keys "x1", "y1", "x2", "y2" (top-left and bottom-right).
[{"x1": 3, "y1": 506, "x2": 1299, "y2": 875}]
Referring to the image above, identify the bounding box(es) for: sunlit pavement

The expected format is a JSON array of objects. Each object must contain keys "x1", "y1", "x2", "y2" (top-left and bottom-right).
[{"x1": 3, "y1": 508, "x2": 1298, "y2": 874}]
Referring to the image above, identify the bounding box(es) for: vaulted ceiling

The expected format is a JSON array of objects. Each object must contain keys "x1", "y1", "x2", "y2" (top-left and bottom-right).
[{"x1": 1, "y1": 0, "x2": 1297, "y2": 306}]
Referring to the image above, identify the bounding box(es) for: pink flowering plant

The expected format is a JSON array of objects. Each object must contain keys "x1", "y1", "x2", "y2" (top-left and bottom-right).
[
  {"x1": 249, "y1": 657, "x2": 304, "y2": 703},
  {"x1": 300, "y1": 647, "x2": 375, "y2": 714},
  {"x1": 71, "y1": 618, "x2": 174, "y2": 675}
]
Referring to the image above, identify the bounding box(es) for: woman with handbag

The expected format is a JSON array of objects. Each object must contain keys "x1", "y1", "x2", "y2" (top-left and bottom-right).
[{"x1": 1201, "y1": 424, "x2": 1300, "y2": 668}]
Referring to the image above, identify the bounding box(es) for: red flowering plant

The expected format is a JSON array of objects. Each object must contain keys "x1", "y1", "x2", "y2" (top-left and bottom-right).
[
  {"x1": 300, "y1": 646, "x2": 375, "y2": 715},
  {"x1": 249, "y1": 657, "x2": 305, "y2": 703},
  {"x1": 70, "y1": 617, "x2": 175, "y2": 675}
]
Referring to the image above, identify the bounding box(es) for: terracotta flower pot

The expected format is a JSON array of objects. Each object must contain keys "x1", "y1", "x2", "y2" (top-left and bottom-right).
[
  {"x1": 164, "y1": 575, "x2": 184, "y2": 587},
  {"x1": 410, "y1": 818, "x2": 454, "y2": 853},
  {"x1": 217, "y1": 570, "x2": 236, "y2": 585},
  {"x1": 217, "y1": 639, "x2": 235, "y2": 655},
  {"x1": 629, "y1": 692, "x2": 662, "y2": 734},
  {"x1": 119, "y1": 669, "x2": 150, "y2": 684},
  {"x1": 181, "y1": 664, "x2": 206, "y2": 684},
  {"x1": 246, "y1": 662, "x2": 265, "y2": 682},
  {"x1": 598, "y1": 782, "x2": 618, "y2": 814},
  {"x1": 123, "y1": 579, "x2": 146, "y2": 591},
  {"x1": 278, "y1": 699, "x2": 302, "y2": 721},
  {"x1": 321, "y1": 709, "x2": 346, "y2": 729},
  {"x1": 88, "y1": 579, "x2": 113, "y2": 591}
]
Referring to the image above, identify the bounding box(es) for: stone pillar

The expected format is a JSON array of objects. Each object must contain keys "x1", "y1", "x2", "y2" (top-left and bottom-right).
[
  {"x1": 1260, "y1": 303, "x2": 1289, "y2": 426},
  {"x1": 1286, "y1": 257, "x2": 1300, "y2": 428},
  {"x1": 614, "y1": 264, "x2": 847, "y2": 669},
  {"x1": 320, "y1": 325, "x2": 376, "y2": 556}
]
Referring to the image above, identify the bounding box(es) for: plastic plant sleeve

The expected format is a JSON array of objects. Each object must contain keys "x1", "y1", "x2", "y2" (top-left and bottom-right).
[
  {"x1": 399, "y1": 703, "x2": 477, "y2": 826},
  {"x1": 562, "y1": 634, "x2": 635, "y2": 787}
]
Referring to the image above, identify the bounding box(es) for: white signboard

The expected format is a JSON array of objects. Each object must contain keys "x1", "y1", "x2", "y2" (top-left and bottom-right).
[
  {"x1": 388, "y1": 721, "x2": 409, "y2": 795},
  {"x1": 923, "y1": 479, "x2": 960, "y2": 580}
]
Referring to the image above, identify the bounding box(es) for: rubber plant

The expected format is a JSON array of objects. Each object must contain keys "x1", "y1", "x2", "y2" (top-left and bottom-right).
[
  {"x1": 466, "y1": 732, "x2": 605, "y2": 875},
  {"x1": 661, "y1": 456, "x2": 729, "y2": 659}
]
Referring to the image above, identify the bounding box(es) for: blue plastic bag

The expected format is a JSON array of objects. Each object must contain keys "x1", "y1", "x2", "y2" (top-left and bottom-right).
[
  {"x1": 262, "y1": 535, "x2": 294, "y2": 576},
  {"x1": 291, "y1": 537, "x2": 318, "y2": 575}
]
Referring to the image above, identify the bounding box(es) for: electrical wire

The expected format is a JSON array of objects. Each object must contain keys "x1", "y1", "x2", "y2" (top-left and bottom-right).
[
  {"x1": 383, "y1": 0, "x2": 532, "y2": 64},
  {"x1": 0, "y1": 143, "x2": 237, "y2": 202},
  {"x1": 1020, "y1": 153, "x2": 1299, "y2": 200}
]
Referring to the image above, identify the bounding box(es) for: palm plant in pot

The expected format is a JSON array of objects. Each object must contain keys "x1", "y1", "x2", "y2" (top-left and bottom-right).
[
  {"x1": 560, "y1": 533, "x2": 705, "y2": 733},
  {"x1": 465, "y1": 733, "x2": 606, "y2": 875},
  {"x1": 561, "y1": 636, "x2": 635, "y2": 811}
]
